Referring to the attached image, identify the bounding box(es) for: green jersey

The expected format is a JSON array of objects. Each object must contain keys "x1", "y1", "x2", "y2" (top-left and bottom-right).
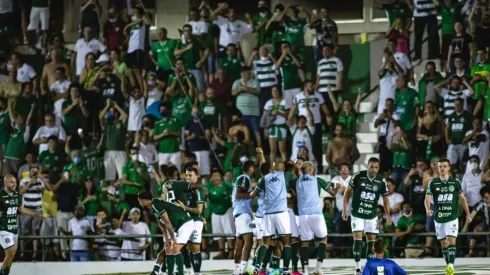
[
  {"x1": 176, "y1": 37, "x2": 208, "y2": 70},
  {"x1": 322, "y1": 210, "x2": 335, "y2": 235},
  {"x1": 121, "y1": 160, "x2": 148, "y2": 195},
  {"x1": 284, "y1": 18, "x2": 308, "y2": 47},
  {"x1": 386, "y1": 6, "x2": 412, "y2": 27},
  {"x1": 426, "y1": 177, "x2": 462, "y2": 223},
  {"x1": 471, "y1": 63, "x2": 490, "y2": 99},
  {"x1": 78, "y1": 187, "x2": 101, "y2": 216},
  {"x1": 38, "y1": 149, "x2": 63, "y2": 173},
  {"x1": 103, "y1": 120, "x2": 127, "y2": 151},
  {"x1": 447, "y1": 111, "x2": 472, "y2": 144},
  {"x1": 337, "y1": 111, "x2": 357, "y2": 137},
  {"x1": 167, "y1": 73, "x2": 197, "y2": 93},
  {"x1": 0, "y1": 189, "x2": 21, "y2": 234},
  {"x1": 80, "y1": 145, "x2": 103, "y2": 177},
  {"x1": 63, "y1": 163, "x2": 90, "y2": 184},
  {"x1": 166, "y1": 180, "x2": 192, "y2": 205},
  {"x1": 151, "y1": 199, "x2": 192, "y2": 231},
  {"x1": 61, "y1": 99, "x2": 88, "y2": 135},
  {"x1": 187, "y1": 188, "x2": 205, "y2": 221},
  {"x1": 154, "y1": 117, "x2": 180, "y2": 153},
  {"x1": 482, "y1": 87, "x2": 490, "y2": 121},
  {"x1": 349, "y1": 171, "x2": 389, "y2": 220},
  {"x1": 395, "y1": 88, "x2": 420, "y2": 131},
  {"x1": 0, "y1": 111, "x2": 10, "y2": 146},
  {"x1": 150, "y1": 39, "x2": 178, "y2": 71},
  {"x1": 4, "y1": 125, "x2": 29, "y2": 159},
  {"x1": 14, "y1": 96, "x2": 35, "y2": 120},
  {"x1": 440, "y1": 2, "x2": 461, "y2": 35},
  {"x1": 390, "y1": 138, "x2": 412, "y2": 169},
  {"x1": 218, "y1": 57, "x2": 242, "y2": 83},
  {"x1": 171, "y1": 93, "x2": 194, "y2": 126},
  {"x1": 253, "y1": 13, "x2": 272, "y2": 46},
  {"x1": 396, "y1": 214, "x2": 425, "y2": 244},
  {"x1": 206, "y1": 181, "x2": 233, "y2": 215},
  {"x1": 199, "y1": 101, "x2": 223, "y2": 128},
  {"x1": 279, "y1": 57, "x2": 302, "y2": 90}
]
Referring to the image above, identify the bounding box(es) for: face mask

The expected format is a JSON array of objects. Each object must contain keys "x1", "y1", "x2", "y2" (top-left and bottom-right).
[
  {"x1": 131, "y1": 15, "x2": 138, "y2": 22},
  {"x1": 403, "y1": 210, "x2": 412, "y2": 217},
  {"x1": 131, "y1": 155, "x2": 138, "y2": 161},
  {"x1": 108, "y1": 18, "x2": 117, "y2": 23},
  {"x1": 192, "y1": 113, "x2": 200, "y2": 120},
  {"x1": 471, "y1": 162, "x2": 479, "y2": 170},
  {"x1": 161, "y1": 110, "x2": 171, "y2": 117},
  {"x1": 106, "y1": 112, "x2": 114, "y2": 120},
  {"x1": 73, "y1": 156, "x2": 81, "y2": 165},
  {"x1": 148, "y1": 80, "x2": 156, "y2": 86}
]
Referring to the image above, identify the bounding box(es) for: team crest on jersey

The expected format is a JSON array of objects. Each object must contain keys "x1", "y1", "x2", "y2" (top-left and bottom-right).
[
  {"x1": 5, "y1": 238, "x2": 10, "y2": 244},
  {"x1": 448, "y1": 186, "x2": 454, "y2": 192},
  {"x1": 373, "y1": 185, "x2": 378, "y2": 192}
]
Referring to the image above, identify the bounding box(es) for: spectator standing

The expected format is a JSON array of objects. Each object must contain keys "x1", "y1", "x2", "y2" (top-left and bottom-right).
[
  {"x1": 282, "y1": 5, "x2": 311, "y2": 60},
  {"x1": 49, "y1": 33, "x2": 72, "y2": 63},
  {"x1": 0, "y1": 98, "x2": 9, "y2": 173},
  {"x1": 37, "y1": 136, "x2": 64, "y2": 178},
  {"x1": 134, "y1": 130, "x2": 158, "y2": 167},
  {"x1": 104, "y1": 6, "x2": 127, "y2": 52},
  {"x1": 77, "y1": 177, "x2": 101, "y2": 222},
  {"x1": 263, "y1": 86, "x2": 288, "y2": 163},
  {"x1": 39, "y1": 172, "x2": 62, "y2": 260},
  {"x1": 316, "y1": 45, "x2": 343, "y2": 114},
  {"x1": 447, "y1": 22, "x2": 473, "y2": 73},
  {"x1": 185, "y1": 107, "x2": 212, "y2": 176},
  {"x1": 72, "y1": 26, "x2": 107, "y2": 77},
  {"x1": 388, "y1": 126, "x2": 412, "y2": 186},
  {"x1": 435, "y1": 76, "x2": 474, "y2": 119},
  {"x1": 276, "y1": 42, "x2": 304, "y2": 109},
  {"x1": 332, "y1": 94, "x2": 362, "y2": 139},
  {"x1": 470, "y1": 49, "x2": 490, "y2": 102},
  {"x1": 59, "y1": 207, "x2": 94, "y2": 261},
  {"x1": 325, "y1": 124, "x2": 360, "y2": 176},
  {"x1": 80, "y1": 0, "x2": 101, "y2": 38},
  {"x1": 100, "y1": 99, "x2": 128, "y2": 181},
  {"x1": 403, "y1": 160, "x2": 427, "y2": 216},
  {"x1": 287, "y1": 112, "x2": 315, "y2": 164},
  {"x1": 445, "y1": 98, "x2": 472, "y2": 169},
  {"x1": 377, "y1": 59, "x2": 399, "y2": 115},
  {"x1": 154, "y1": 102, "x2": 182, "y2": 170},
  {"x1": 120, "y1": 208, "x2": 151, "y2": 261},
  {"x1": 62, "y1": 84, "x2": 89, "y2": 135},
  {"x1": 374, "y1": 98, "x2": 400, "y2": 175},
  {"x1": 452, "y1": 55, "x2": 470, "y2": 79},
  {"x1": 0, "y1": 68, "x2": 21, "y2": 100},
  {"x1": 218, "y1": 44, "x2": 242, "y2": 83},
  {"x1": 416, "y1": 101, "x2": 445, "y2": 161},
  {"x1": 33, "y1": 113, "x2": 67, "y2": 154},
  {"x1": 50, "y1": 67, "x2": 71, "y2": 126},
  {"x1": 394, "y1": 74, "x2": 420, "y2": 145},
  {"x1": 407, "y1": 0, "x2": 440, "y2": 61},
  {"x1": 330, "y1": 164, "x2": 352, "y2": 251},
  {"x1": 127, "y1": 86, "x2": 146, "y2": 133},
  {"x1": 41, "y1": 49, "x2": 71, "y2": 98},
  {"x1": 463, "y1": 117, "x2": 489, "y2": 174},
  {"x1": 212, "y1": 3, "x2": 253, "y2": 54},
  {"x1": 96, "y1": 213, "x2": 123, "y2": 261},
  {"x1": 378, "y1": 178, "x2": 404, "y2": 226},
  {"x1": 386, "y1": 0, "x2": 413, "y2": 28},
  {"x1": 232, "y1": 66, "x2": 261, "y2": 147},
  {"x1": 14, "y1": 83, "x2": 36, "y2": 122},
  {"x1": 27, "y1": 0, "x2": 50, "y2": 54},
  {"x1": 436, "y1": 0, "x2": 462, "y2": 71},
  {"x1": 384, "y1": 39, "x2": 413, "y2": 78},
  {"x1": 19, "y1": 165, "x2": 44, "y2": 260},
  {"x1": 200, "y1": 87, "x2": 224, "y2": 131},
  {"x1": 250, "y1": 46, "x2": 277, "y2": 111},
  {"x1": 10, "y1": 53, "x2": 38, "y2": 92},
  {"x1": 462, "y1": 155, "x2": 484, "y2": 208},
  {"x1": 418, "y1": 61, "x2": 444, "y2": 108},
  {"x1": 309, "y1": 7, "x2": 338, "y2": 61},
  {"x1": 252, "y1": 0, "x2": 272, "y2": 47},
  {"x1": 18, "y1": 153, "x2": 36, "y2": 180},
  {"x1": 121, "y1": 147, "x2": 149, "y2": 209},
  {"x1": 150, "y1": 28, "x2": 177, "y2": 82}
]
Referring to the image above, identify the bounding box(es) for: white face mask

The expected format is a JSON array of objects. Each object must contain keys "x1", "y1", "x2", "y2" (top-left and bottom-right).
[
  {"x1": 131, "y1": 15, "x2": 138, "y2": 22},
  {"x1": 131, "y1": 154, "x2": 138, "y2": 161},
  {"x1": 471, "y1": 162, "x2": 479, "y2": 170},
  {"x1": 403, "y1": 210, "x2": 412, "y2": 217}
]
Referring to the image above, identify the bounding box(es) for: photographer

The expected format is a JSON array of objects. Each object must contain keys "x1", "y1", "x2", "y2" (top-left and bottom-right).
[{"x1": 374, "y1": 98, "x2": 400, "y2": 176}]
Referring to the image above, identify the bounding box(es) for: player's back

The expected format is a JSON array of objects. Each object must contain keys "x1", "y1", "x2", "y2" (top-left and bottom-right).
[
  {"x1": 362, "y1": 258, "x2": 407, "y2": 275},
  {"x1": 166, "y1": 180, "x2": 191, "y2": 205},
  {"x1": 295, "y1": 174, "x2": 322, "y2": 216},
  {"x1": 262, "y1": 171, "x2": 289, "y2": 214},
  {"x1": 152, "y1": 198, "x2": 192, "y2": 230},
  {"x1": 232, "y1": 174, "x2": 253, "y2": 216}
]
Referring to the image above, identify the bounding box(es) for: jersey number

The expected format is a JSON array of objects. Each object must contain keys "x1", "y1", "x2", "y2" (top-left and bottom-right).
[
  {"x1": 437, "y1": 194, "x2": 454, "y2": 202},
  {"x1": 360, "y1": 191, "x2": 375, "y2": 201},
  {"x1": 6, "y1": 207, "x2": 17, "y2": 215},
  {"x1": 167, "y1": 190, "x2": 176, "y2": 203}
]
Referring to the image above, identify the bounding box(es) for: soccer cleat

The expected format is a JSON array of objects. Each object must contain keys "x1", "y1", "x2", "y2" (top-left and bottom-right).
[
  {"x1": 247, "y1": 266, "x2": 254, "y2": 275},
  {"x1": 445, "y1": 266, "x2": 454, "y2": 275},
  {"x1": 270, "y1": 269, "x2": 282, "y2": 275},
  {"x1": 354, "y1": 268, "x2": 362, "y2": 275}
]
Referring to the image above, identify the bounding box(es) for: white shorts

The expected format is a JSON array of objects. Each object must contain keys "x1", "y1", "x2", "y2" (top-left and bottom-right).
[
  {"x1": 299, "y1": 214, "x2": 328, "y2": 241},
  {"x1": 283, "y1": 88, "x2": 302, "y2": 109},
  {"x1": 264, "y1": 211, "x2": 291, "y2": 237},
  {"x1": 158, "y1": 152, "x2": 182, "y2": 171},
  {"x1": 288, "y1": 208, "x2": 299, "y2": 238},
  {"x1": 254, "y1": 217, "x2": 264, "y2": 240},
  {"x1": 28, "y1": 7, "x2": 50, "y2": 31},
  {"x1": 0, "y1": 231, "x2": 17, "y2": 250},
  {"x1": 189, "y1": 220, "x2": 204, "y2": 244},
  {"x1": 435, "y1": 219, "x2": 459, "y2": 240},
  {"x1": 447, "y1": 144, "x2": 465, "y2": 166},
  {"x1": 104, "y1": 150, "x2": 127, "y2": 181},
  {"x1": 351, "y1": 216, "x2": 379, "y2": 234},
  {"x1": 211, "y1": 208, "x2": 235, "y2": 240},
  {"x1": 194, "y1": 150, "x2": 210, "y2": 176},
  {"x1": 234, "y1": 213, "x2": 253, "y2": 237},
  {"x1": 171, "y1": 220, "x2": 195, "y2": 245}
]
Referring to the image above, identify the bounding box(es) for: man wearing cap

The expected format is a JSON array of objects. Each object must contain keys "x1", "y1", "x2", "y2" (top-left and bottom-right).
[
  {"x1": 49, "y1": 66, "x2": 71, "y2": 126},
  {"x1": 120, "y1": 207, "x2": 151, "y2": 261},
  {"x1": 232, "y1": 66, "x2": 261, "y2": 147}
]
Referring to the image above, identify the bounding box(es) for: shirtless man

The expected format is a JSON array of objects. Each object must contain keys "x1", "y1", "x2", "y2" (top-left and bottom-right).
[
  {"x1": 326, "y1": 124, "x2": 360, "y2": 176},
  {"x1": 40, "y1": 49, "x2": 70, "y2": 96}
]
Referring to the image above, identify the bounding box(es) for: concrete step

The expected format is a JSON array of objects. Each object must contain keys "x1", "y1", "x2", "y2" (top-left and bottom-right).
[
  {"x1": 356, "y1": 153, "x2": 381, "y2": 165},
  {"x1": 356, "y1": 133, "x2": 378, "y2": 144},
  {"x1": 352, "y1": 164, "x2": 367, "y2": 173},
  {"x1": 359, "y1": 101, "x2": 376, "y2": 113},
  {"x1": 359, "y1": 122, "x2": 377, "y2": 133},
  {"x1": 357, "y1": 142, "x2": 376, "y2": 154},
  {"x1": 362, "y1": 112, "x2": 378, "y2": 124}
]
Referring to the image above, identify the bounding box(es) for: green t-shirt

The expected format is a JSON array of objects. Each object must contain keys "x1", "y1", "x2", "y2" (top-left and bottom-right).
[
  {"x1": 337, "y1": 111, "x2": 357, "y2": 137},
  {"x1": 223, "y1": 141, "x2": 236, "y2": 172},
  {"x1": 349, "y1": 171, "x2": 389, "y2": 220},
  {"x1": 284, "y1": 17, "x2": 308, "y2": 47},
  {"x1": 218, "y1": 57, "x2": 242, "y2": 83},
  {"x1": 152, "y1": 198, "x2": 192, "y2": 231},
  {"x1": 122, "y1": 160, "x2": 148, "y2": 195},
  {"x1": 390, "y1": 138, "x2": 412, "y2": 169},
  {"x1": 63, "y1": 163, "x2": 90, "y2": 184},
  {"x1": 62, "y1": 99, "x2": 88, "y2": 135},
  {"x1": 154, "y1": 117, "x2": 180, "y2": 153},
  {"x1": 426, "y1": 177, "x2": 462, "y2": 223},
  {"x1": 38, "y1": 149, "x2": 63, "y2": 173},
  {"x1": 13, "y1": 96, "x2": 35, "y2": 121},
  {"x1": 387, "y1": 6, "x2": 413, "y2": 27},
  {"x1": 78, "y1": 187, "x2": 101, "y2": 216},
  {"x1": 440, "y1": 2, "x2": 462, "y2": 35},
  {"x1": 171, "y1": 93, "x2": 194, "y2": 126},
  {"x1": 0, "y1": 111, "x2": 10, "y2": 146},
  {"x1": 482, "y1": 87, "x2": 490, "y2": 121},
  {"x1": 0, "y1": 190, "x2": 21, "y2": 233},
  {"x1": 176, "y1": 37, "x2": 208, "y2": 70},
  {"x1": 447, "y1": 111, "x2": 472, "y2": 144},
  {"x1": 206, "y1": 181, "x2": 233, "y2": 215},
  {"x1": 279, "y1": 57, "x2": 302, "y2": 90},
  {"x1": 4, "y1": 126, "x2": 29, "y2": 159},
  {"x1": 199, "y1": 101, "x2": 223, "y2": 128},
  {"x1": 253, "y1": 13, "x2": 272, "y2": 46},
  {"x1": 395, "y1": 88, "x2": 420, "y2": 131},
  {"x1": 396, "y1": 214, "x2": 425, "y2": 244},
  {"x1": 103, "y1": 120, "x2": 127, "y2": 151},
  {"x1": 188, "y1": 188, "x2": 205, "y2": 221},
  {"x1": 471, "y1": 63, "x2": 490, "y2": 99},
  {"x1": 151, "y1": 39, "x2": 178, "y2": 71},
  {"x1": 322, "y1": 210, "x2": 335, "y2": 235}
]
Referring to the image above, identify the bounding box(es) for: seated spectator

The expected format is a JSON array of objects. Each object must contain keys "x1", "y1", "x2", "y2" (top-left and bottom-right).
[
  {"x1": 416, "y1": 101, "x2": 444, "y2": 161},
  {"x1": 59, "y1": 206, "x2": 94, "y2": 262},
  {"x1": 325, "y1": 124, "x2": 360, "y2": 176},
  {"x1": 77, "y1": 177, "x2": 101, "y2": 222},
  {"x1": 394, "y1": 201, "x2": 425, "y2": 258},
  {"x1": 120, "y1": 208, "x2": 151, "y2": 261},
  {"x1": 446, "y1": 98, "x2": 472, "y2": 171},
  {"x1": 378, "y1": 178, "x2": 404, "y2": 226},
  {"x1": 463, "y1": 186, "x2": 490, "y2": 257},
  {"x1": 263, "y1": 85, "x2": 288, "y2": 163},
  {"x1": 462, "y1": 155, "x2": 484, "y2": 208},
  {"x1": 388, "y1": 126, "x2": 412, "y2": 186}
]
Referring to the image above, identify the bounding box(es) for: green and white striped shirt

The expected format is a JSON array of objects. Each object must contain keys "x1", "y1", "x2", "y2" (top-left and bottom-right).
[
  {"x1": 317, "y1": 57, "x2": 343, "y2": 93},
  {"x1": 441, "y1": 88, "x2": 470, "y2": 118},
  {"x1": 253, "y1": 58, "x2": 277, "y2": 88}
]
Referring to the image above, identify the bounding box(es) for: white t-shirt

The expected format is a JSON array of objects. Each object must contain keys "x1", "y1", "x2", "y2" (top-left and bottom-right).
[
  {"x1": 68, "y1": 218, "x2": 94, "y2": 251},
  {"x1": 120, "y1": 221, "x2": 150, "y2": 260},
  {"x1": 74, "y1": 38, "x2": 107, "y2": 75},
  {"x1": 375, "y1": 113, "x2": 400, "y2": 138},
  {"x1": 462, "y1": 171, "x2": 483, "y2": 207},
  {"x1": 128, "y1": 22, "x2": 147, "y2": 53},
  {"x1": 17, "y1": 63, "x2": 37, "y2": 83},
  {"x1": 188, "y1": 20, "x2": 209, "y2": 35},
  {"x1": 465, "y1": 129, "x2": 490, "y2": 173},
  {"x1": 382, "y1": 52, "x2": 412, "y2": 74},
  {"x1": 293, "y1": 91, "x2": 325, "y2": 125},
  {"x1": 50, "y1": 80, "x2": 71, "y2": 122},
  {"x1": 331, "y1": 175, "x2": 352, "y2": 212},
  {"x1": 0, "y1": 0, "x2": 13, "y2": 14},
  {"x1": 289, "y1": 124, "x2": 316, "y2": 163},
  {"x1": 146, "y1": 88, "x2": 163, "y2": 108},
  {"x1": 378, "y1": 71, "x2": 397, "y2": 114},
  {"x1": 128, "y1": 96, "x2": 145, "y2": 132},
  {"x1": 215, "y1": 16, "x2": 253, "y2": 47},
  {"x1": 263, "y1": 99, "x2": 287, "y2": 125},
  {"x1": 97, "y1": 227, "x2": 123, "y2": 259},
  {"x1": 33, "y1": 125, "x2": 67, "y2": 153},
  {"x1": 137, "y1": 142, "x2": 158, "y2": 165},
  {"x1": 378, "y1": 192, "x2": 404, "y2": 226}
]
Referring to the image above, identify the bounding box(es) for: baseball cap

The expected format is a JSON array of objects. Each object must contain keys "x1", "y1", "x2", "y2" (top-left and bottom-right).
[{"x1": 129, "y1": 207, "x2": 140, "y2": 214}]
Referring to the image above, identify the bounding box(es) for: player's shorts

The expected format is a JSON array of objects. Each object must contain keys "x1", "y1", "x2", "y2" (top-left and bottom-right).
[
  {"x1": 299, "y1": 214, "x2": 328, "y2": 241},
  {"x1": 211, "y1": 208, "x2": 236, "y2": 240},
  {"x1": 253, "y1": 217, "x2": 264, "y2": 240},
  {"x1": 0, "y1": 231, "x2": 18, "y2": 250},
  {"x1": 189, "y1": 220, "x2": 204, "y2": 244},
  {"x1": 351, "y1": 216, "x2": 379, "y2": 234},
  {"x1": 434, "y1": 218, "x2": 459, "y2": 240},
  {"x1": 170, "y1": 220, "x2": 195, "y2": 245},
  {"x1": 234, "y1": 213, "x2": 253, "y2": 237},
  {"x1": 263, "y1": 211, "x2": 291, "y2": 237},
  {"x1": 288, "y1": 208, "x2": 299, "y2": 238}
]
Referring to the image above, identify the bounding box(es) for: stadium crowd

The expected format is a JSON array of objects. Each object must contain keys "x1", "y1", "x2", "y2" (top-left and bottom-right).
[{"x1": 0, "y1": 0, "x2": 488, "y2": 266}]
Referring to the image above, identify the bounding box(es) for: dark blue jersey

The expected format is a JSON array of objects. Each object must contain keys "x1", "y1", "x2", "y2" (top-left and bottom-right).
[{"x1": 362, "y1": 258, "x2": 407, "y2": 275}]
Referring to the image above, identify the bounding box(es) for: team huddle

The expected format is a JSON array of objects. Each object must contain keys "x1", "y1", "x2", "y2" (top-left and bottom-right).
[{"x1": 0, "y1": 156, "x2": 471, "y2": 275}]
